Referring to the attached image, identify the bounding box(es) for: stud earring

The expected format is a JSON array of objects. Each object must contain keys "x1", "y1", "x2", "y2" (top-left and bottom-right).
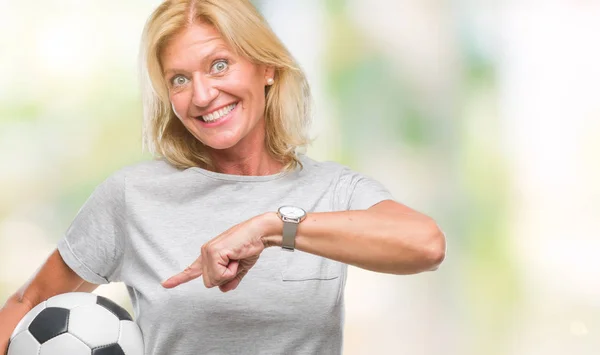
[{"x1": 266, "y1": 78, "x2": 274, "y2": 85}]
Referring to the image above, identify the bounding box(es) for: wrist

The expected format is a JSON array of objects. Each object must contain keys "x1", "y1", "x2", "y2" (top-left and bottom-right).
[{"x1": 259, "y1": 212, "x2": 283, "y2": 248}]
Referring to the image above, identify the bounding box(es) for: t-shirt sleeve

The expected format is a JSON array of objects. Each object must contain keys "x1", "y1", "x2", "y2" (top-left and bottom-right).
[
  {"x1": 57, "y1": 171, "x2": 127, "y2": 284},
  {"x1": 333, "y1": 167, "x2": 395, "y2": 211}
]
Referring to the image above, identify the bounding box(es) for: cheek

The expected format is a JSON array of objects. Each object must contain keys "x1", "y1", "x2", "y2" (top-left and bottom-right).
[
  {"x1": 241, "y1": 78, "x2": 267, "y2": 109},
  {"x1": 230, "y1": 66, "x2": 266, "y2": 103},
  {"x1": 171, "y1": 102, "x2": 182, "y2": 120},
  {"x1": 170, "y1": 94, "x2": 188, "y2": 120}
]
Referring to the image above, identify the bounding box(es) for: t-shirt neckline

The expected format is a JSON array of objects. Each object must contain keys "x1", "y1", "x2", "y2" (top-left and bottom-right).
[{"x1": 186, "y1": 154, "x2": 305, "y2": 182}]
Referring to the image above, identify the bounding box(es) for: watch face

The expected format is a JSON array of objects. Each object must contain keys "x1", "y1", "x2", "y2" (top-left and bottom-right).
[{"x1": 279, "y1": 206, "x2": 306, "y2": 219}]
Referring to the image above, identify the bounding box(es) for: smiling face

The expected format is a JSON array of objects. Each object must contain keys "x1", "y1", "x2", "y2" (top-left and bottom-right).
[{"x1": 161, "y1": 21, "x2": 274, "y2": 151}]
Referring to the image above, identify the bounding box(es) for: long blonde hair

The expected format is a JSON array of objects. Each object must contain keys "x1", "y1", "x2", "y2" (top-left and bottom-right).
[{"x1": 139, "y1": 0, "x2": 312, "y2": 171}]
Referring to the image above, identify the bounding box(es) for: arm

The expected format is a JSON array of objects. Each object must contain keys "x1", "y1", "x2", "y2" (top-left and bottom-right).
[
  {"x1": 163, "y1": 199, "x2": 446, "y2": 291},
  {"x1": 0, "y1": 249, "x2": 98, "y2": 352},
  {"x1": 262, "y1": 199, "x2": 446, "y2": 274}
]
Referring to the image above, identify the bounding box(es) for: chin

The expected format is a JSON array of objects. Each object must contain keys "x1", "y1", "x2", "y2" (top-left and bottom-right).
[{"x1": 200, "y1": 135, "x2": 243, "y2": 151}]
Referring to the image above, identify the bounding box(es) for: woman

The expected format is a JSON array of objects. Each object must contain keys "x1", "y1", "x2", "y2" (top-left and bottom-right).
[{"x1": 0, "y1": 0, "x2": 446, "y2": 354}]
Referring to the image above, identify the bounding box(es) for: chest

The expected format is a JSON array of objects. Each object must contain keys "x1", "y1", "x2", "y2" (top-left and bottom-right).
[
  {"x1": 119, "y1": 182, "x2": 345, "y2": 333},
  {"x1": 126, "y1": 247, "x2": 345, "y2": 342}
]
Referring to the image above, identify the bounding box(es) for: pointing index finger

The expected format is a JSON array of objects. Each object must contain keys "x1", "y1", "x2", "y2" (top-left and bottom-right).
[{"x1": 161, "y1": 257, "x2": 203, "y2": 289}]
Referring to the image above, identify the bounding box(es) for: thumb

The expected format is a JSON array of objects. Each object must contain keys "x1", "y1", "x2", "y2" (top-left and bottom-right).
[
  {"x1": 218, "y1": 268, "x2": 249, "y2": 293},
  {"x1": 161, "y1": 256, "x2": 203, "y2": 289}
]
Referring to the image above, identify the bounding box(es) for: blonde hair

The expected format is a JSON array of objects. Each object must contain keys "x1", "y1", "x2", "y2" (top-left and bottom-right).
[{"x1": 139, "y1": 0, "x2": 312, "y2": 171}]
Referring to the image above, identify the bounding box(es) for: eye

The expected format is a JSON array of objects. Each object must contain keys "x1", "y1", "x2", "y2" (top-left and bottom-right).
[
  {"x1": 171, "y1": 75, "x2": 189, "y2": 87},
  {"x1": 210, "y1": 60, "x2": 229, "y2": 74}
]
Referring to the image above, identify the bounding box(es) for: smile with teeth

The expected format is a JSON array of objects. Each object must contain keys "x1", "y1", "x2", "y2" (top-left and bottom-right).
[{"x1": 199, "y1": 103, "x2": 237, "y2": 122}]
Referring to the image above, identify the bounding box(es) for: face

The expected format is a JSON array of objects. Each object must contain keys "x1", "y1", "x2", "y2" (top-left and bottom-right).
[{"x1": 161, "y1": 22, "x2": 274, "y2": 151}]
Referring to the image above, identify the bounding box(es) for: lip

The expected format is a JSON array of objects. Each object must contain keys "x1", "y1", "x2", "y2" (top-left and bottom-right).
[
  {"x1": 195, "y1": 102, "x2": 239, "y2": 128},
  {"x1": 195, "y1": 102, "x2": 238, "y2": 118}
]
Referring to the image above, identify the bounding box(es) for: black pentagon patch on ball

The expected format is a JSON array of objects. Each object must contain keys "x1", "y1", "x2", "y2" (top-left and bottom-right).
[
  {"x1": 96, "y1": 295, "x2": 133, "y2": 321},
  {"x1": 28, "y1": 307, "x2": 70, "y2": 344},
  {"x1": 92, "y1": 343, "x2": 126, "y2": 355}
]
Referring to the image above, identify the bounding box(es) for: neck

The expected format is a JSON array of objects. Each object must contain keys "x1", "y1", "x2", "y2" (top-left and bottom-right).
[
  {"x1": 209, "y1": 149, "x2": 283, "y2": 176},
  {"x1": 203, "y1": 120, "x2": 284, "y2": 176}
]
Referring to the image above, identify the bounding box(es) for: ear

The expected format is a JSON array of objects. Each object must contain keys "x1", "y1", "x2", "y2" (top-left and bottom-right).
[{"x1": 264, "y1": 65, "x2": 275, "y2": 83}]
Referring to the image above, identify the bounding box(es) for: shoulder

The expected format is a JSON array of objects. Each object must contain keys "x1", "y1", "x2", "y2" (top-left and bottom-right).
[
  {"x1": 96, "y1": 159, "x2": 181, "y2": 194},
  {"x1": 298, "y1": 154, "x2": 393, "y2": 210},
  {"x1": 298, "y1": 153, "x2": 389, "y2": 190},
  {"x1": 298, "y1": 154, "x2": 350, "y2": 176},
  {"x1": 297, "y1": 154, "x2": 360, "y2": 182},
  {"x1": 111, "y1": 158, "x2": 181, "y2": 181}
]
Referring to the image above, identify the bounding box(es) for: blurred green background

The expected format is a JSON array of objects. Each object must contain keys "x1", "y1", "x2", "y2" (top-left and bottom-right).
[{"x1": 1, "y1": 1, "x2": 599, "y2": 354}]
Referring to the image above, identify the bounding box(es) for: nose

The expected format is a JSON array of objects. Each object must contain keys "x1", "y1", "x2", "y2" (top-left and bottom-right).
[{"x1": 191, "y1": 73, "x2": 218, "y2": 108}]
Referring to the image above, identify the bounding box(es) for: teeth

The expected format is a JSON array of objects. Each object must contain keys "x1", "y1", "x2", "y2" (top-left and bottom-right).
[{"x1": 202, "y1": 103, "x2": 237, "y2": 122}]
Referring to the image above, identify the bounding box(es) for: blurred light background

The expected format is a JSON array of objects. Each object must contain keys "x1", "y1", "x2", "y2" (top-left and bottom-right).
[{"x1": 1, "y1": 0, "x2": 599, "y2": 354}]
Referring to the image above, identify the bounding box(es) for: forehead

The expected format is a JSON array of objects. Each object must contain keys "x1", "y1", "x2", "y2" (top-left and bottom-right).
[{"x1": 161, "y1": 22, "x2": 231, "y2": 66}]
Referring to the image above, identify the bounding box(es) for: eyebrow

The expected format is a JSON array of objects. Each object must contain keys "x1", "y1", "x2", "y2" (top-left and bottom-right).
[{"x1": 162, "y1": 43, "x2": 232, "y2": 77}]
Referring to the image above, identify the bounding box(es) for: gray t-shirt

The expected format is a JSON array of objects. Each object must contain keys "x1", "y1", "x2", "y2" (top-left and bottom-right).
[{"x1": 57, "y1": 154, "x2": 393, "y2": 355}]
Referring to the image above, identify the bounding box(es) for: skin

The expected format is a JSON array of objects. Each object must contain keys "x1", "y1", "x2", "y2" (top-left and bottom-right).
[
  {"x1": 160, "y1": 22, "x2": 446, "y2": 292},
  {"x1": 162, "y1": 21, "x2": 279, "y2": 175},
  {"x1": 0, "y1": 21, "x2": 446, "y2": 352},
  {"x1": 0, "y1": 250, "x2": 98, "y2": 352}
]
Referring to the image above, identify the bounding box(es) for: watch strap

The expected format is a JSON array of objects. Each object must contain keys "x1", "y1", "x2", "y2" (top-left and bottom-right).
[{"x1": 281, "y1": 221, "x2": 298, "y2": 251}]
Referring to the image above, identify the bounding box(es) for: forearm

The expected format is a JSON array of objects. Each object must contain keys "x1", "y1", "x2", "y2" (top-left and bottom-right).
[
  {"x1": 262, "y1": 208, "x2": 445, "y2": 274},
  {"x1": 74, "y1": 281, "x2": 100, "y2": 293},
  {"x1": 0, "y1": 249, "x2": 94, "y2": 339},
  {"x1": 0, "y1": 295, "x2": 34, "y2": 349}
]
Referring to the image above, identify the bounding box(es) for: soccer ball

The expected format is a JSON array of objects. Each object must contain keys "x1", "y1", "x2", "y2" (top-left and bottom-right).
[{"x1": 7, "y1": 292, "x2": 143, "y2": 355}]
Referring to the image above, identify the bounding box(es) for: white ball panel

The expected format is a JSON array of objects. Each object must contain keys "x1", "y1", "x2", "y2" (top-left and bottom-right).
[
  {"x1": 10, "y1": 301, "x2": 46, "y2": 340},
  {"x1": 69, "y1": 305, "x2": 120, "y2": 347},
  {"x1": 39, "y1": 333, "x2": 90, "y2": 355},
  {"x1": 117, "y1": 321, "x2": 144, "y2": 355},
  {"x1": 7, "y1": 331, "x2": 41, "y2": 355},
  {"x1": 46, "y1": 292, "x2": 97, "y2": 310}
]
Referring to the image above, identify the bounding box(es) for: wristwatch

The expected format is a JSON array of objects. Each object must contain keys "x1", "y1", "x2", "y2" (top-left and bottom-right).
[{"x1": 277, "y1": 206, "x2": 307, "y2": 251}]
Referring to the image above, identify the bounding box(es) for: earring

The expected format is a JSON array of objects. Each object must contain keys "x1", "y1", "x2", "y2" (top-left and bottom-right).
[{"x1": 266, "y1": 78, "x2": 274, "y2": 85}]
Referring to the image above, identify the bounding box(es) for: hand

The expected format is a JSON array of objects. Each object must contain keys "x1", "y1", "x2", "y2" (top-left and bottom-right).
[
  {"x1": 1, "y1": 298, "x2": 35, "y2": 355},
  {"x1": 161, "y1": 213, "x2": 281, "y2": 292}
]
